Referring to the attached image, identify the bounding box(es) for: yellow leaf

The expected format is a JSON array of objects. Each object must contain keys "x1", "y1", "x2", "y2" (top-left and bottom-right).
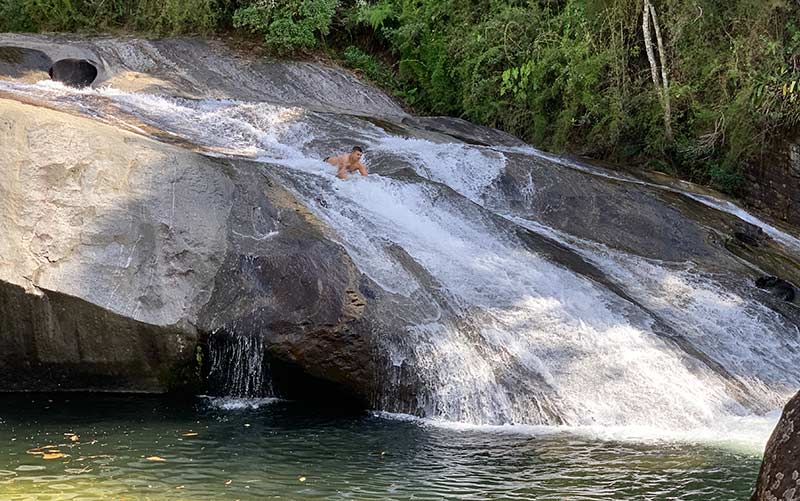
[
  {"x1": 225, "y1": 480, "x2": 232, "y2": 485},
  {"x1": 181, "y1": 432, "x2": 198, "y2": 437},
  {"x1": 145, "y1": 456, "x2": 166, "y2": 462},
  {"x1": 298, "y1": 476, "x2": 306, "y2": 482},
  {"x1": 42, "y1": 452, "x2": 67, "y2": 460}
]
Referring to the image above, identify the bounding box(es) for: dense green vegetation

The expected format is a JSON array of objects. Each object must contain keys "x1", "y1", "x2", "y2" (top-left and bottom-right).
[{"x1": 2, "y1": 0, "x2": 799, "y2": 194}]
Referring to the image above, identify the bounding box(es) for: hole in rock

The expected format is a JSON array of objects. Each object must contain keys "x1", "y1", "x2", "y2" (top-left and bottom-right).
[{"x1": 48, "y1": 58, "x2": 98, "y2": 88}]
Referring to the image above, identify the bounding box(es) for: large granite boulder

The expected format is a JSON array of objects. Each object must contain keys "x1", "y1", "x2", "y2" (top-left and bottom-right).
[
  {"x1": 0, "y1": 97, "x2": 403, "y2": 401},
  {"x1": 753, "y1": 391, "x2": 800, "y2": 500}
]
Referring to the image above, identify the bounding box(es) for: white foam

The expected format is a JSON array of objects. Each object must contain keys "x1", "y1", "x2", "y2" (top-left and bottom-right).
[
  {"x1": 374, "y1": 409, "x2": 780, "y2": 455},
  {"x1": 199, "y1": 396, "x2": 279, "y2": 410},
  {"x1": 371, "y1": 137, "x2": 507, "y2": 201},
  {"x1": 509, "y1": 216, "x2": 800, "y2": 411}
]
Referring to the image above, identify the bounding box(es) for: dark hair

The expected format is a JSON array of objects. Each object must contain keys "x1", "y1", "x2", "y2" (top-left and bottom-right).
[{"x1": 352, "y1": 146, "x2": 364, "y2": 153}]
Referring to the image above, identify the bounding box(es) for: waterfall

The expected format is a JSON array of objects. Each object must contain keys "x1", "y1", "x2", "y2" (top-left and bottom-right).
[
  {"x1": 2, "y1": 74, "x2": 798, "y2": 433},
  {"x1": 206, "y1": 329, "x2": 273, "y2": 399}
]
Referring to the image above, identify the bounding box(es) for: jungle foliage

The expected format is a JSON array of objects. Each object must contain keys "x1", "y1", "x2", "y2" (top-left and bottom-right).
[{"x1": 2, "y1": 0, "x2": 799, "y2": 193}]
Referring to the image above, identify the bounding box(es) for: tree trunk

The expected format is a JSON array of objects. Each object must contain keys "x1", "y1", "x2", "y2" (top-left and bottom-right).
[{"x1": 642, "y1": 0, "x2": 673, "y2": 142}]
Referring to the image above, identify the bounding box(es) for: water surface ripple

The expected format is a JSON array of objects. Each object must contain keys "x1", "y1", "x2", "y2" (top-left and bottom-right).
[{"x1": 0, "y1": 395, "x2": 760, "y2": 500}]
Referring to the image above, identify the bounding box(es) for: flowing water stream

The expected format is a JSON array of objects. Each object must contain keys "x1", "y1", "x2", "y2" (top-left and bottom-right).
[{"x1": 1, "y1": 70, "x2": 799, "y2": 498}]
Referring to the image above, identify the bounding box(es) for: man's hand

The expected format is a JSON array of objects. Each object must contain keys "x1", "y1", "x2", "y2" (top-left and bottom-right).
[{"x1": 356, "y1": 161, "x2": 368, "y2": 177}]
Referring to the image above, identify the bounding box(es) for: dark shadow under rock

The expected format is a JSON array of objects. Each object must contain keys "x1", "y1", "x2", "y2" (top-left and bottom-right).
[
  {"x1": 0, "y1": 46, "x2": 51, "y2": 82},
  {"x1": 48, "y1": 58, "x2": 97, "y2": 88},
  {"x1": 0, "y1": 280, "x2": 200, "y2": 392}
]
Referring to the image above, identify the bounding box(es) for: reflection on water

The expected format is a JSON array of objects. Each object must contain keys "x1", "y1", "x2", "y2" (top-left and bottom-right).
[{"x1": 0, "y1": 394, "x2": 759, "y2": 500}]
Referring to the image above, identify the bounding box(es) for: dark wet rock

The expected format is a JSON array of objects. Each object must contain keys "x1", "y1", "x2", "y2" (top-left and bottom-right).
[
  {"x1": 745, "y1": 136, "x2": 800, "y2": 228},
  {"x1": 756, "y1": 276, "x2": 796, "y2": 303},
  {"x1": 48, "y1": 58, "x2": 97, "y2": 87},
  {"x1": 494, "y1": 153, "x2": 720, "y2": 264},
  {"x1": 403, "y1": 116, "x2": 527, "y2": 147},
  {"x1": 0, "y1": 46, "x2": 51, "y2": 82},
  {"x1": 491, "y1": 151, "x2": 800, "y2": 292},
  {"x1": 193, "y1": 164, "x2": 386, "y2": 402},
  {"x1": 753, "y1": 391, "x2": 800, "y2": 501},
  {"x1": 0, "y1": 280, "x2": 199, "y2": 392},
  {"x1": 735, "y1": 224, "x2": 769, "y2": 248}
]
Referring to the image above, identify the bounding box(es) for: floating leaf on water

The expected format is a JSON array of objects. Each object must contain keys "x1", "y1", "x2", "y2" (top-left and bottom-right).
[
  {"x1": 42, "y1": 452, "x2": 67, "y2": 460},
  {"x1": 225, "y1": 479, "x2": 232, "y2": 485},
  {"x1": 26, "y1": 448, "x2": 45, "y2": 456},
  {"x1": 145, "y1": 456, "x2": 166, "y2": 462},
  {"x1": 298, "y1": 476, "x2": 306, "y2": 482},
  {"x1": 181, "y1": 432, "x2": 198, "y2": 437}
]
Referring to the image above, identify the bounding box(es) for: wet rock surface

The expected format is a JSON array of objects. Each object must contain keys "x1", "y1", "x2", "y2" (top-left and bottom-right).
[
  {"x1": 0, "y1": 36, "x2": 799, "y2": 427},
  {"x1": 0, "y1": 33, "x2": 406, "y2": 118},
  {"x1": 402, "y1": 116, "x2": 527, "y2": 147},
  {"x1": 753, "y1": 391, "x2": 800, "y2": 501},
  {"x1": 0, "y1": 280, "x2": 198, "y2": 392},
  {"x1": 756, "y1": 276, "x2": 797, "y2": 303},
  {"x1": 745, "y1": 135, "x2": 800, "y2": 229},
  {"x1": 0, "y1": 97, "x2": 409, "y2": 401}
]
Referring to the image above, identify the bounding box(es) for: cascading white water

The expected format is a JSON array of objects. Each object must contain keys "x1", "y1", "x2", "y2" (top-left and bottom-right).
[
  {"x1": 3, "y1": 79, "x2": 799, "y2": 441},
  {"x1": 206, "y1": 328, "x2": 273, "y2": 398}
]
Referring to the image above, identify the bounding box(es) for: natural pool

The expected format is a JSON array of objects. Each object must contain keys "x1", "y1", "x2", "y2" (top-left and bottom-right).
[{"x1": 0, "y1": 394, "x2": 762, "y2": 500}]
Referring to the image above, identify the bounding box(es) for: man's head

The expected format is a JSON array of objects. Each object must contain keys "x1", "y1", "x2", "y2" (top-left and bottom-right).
[{"x1": 349, "y1": 145, "x2": 364, "y2": 162}]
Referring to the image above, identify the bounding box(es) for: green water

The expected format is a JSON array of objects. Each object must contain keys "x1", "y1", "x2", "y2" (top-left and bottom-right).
[{"x1": 0, "y1": 394, "x2": 760, "y2": 500}]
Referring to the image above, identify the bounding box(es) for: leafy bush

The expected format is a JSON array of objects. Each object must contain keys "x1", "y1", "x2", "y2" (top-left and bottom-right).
[
  {"x1": 0, "y1": 0, "x2": 220, "y2": 33},
  {"x1": 342, "y1": 45, "x2": 397, "y2": 90},
  {"x1": 131, "y1": 0, "x2": 221, "y2": 34},
  {"x1": 232, "y1": 0, "x2": 339, "y2": 54}
]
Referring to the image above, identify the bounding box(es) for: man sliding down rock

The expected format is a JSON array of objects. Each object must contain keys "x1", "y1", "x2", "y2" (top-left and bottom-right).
[{"x1": 325, "y1": 146, "x2": 368, "y2": 179}]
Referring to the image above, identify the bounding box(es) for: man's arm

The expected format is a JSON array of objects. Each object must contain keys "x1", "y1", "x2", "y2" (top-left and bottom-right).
[
  {"x1": 337, "y1": 163, "x2": 348, "y2": 179},
  {"x1": 356, "y1": 161, "x2": 368, "y2": 177}
]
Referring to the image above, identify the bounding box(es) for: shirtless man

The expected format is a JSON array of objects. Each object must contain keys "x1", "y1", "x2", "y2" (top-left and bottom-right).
[{"x1": 324, "y1": 146, "x2": 368, "y2": 179}]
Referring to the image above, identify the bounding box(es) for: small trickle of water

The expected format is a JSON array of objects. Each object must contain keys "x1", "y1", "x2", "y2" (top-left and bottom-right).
[{"x1": 206, "y1": 330, "x2": 273, "y2": 398}]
